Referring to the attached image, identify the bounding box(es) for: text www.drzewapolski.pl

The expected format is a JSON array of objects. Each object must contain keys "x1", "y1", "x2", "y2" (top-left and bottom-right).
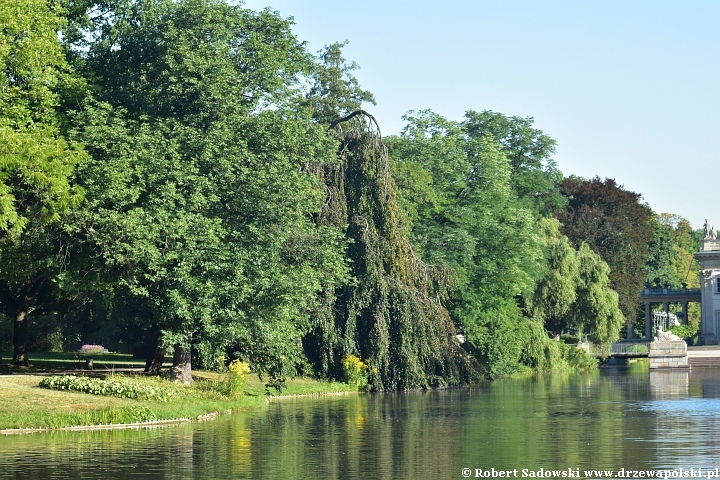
[{"x1": 461, "y1": 468, "x2": 716, "y2": 479}]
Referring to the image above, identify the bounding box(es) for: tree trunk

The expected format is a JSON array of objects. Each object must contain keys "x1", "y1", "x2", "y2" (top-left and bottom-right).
[
  {"x1": 11, "y1": 310, "x2": 31, "y2": 367},
  {"x1": 169, "y1": 339, "x2": 193, "y2": 384},
  {"x1": 10, "y1": 276, "x2": 48, "y2": 368},
  {"x1": 144, "y1": 331, "x2": 166, "y2": 374}
]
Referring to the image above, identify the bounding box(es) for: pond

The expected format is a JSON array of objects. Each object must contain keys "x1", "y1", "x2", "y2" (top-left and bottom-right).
[{"x1": 3, "y1": 361, "x2": 720, "y2": 479}]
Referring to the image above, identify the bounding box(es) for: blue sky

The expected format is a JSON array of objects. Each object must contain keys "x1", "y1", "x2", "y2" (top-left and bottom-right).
[{"x1": 244, "y1": 0, "x2": 720, "y2": 230}]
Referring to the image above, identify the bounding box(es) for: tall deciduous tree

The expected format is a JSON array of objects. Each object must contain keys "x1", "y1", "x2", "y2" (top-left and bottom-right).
[
  {"x1": 67, "y1": 0, "x2": 347, "y2": 385},
  {"x1": 304, "y1": 111, "x2": 476, "y2": 390},
  {"x1": 389, "y1": 110, "x2": 542, "y2": 376},
  {"x1": 0, "y1": 0, "x2": 86, "y2": 365},
  {"x1": 463, "y1": 110, "x2": 565, "y2": 215},
  {"x1": 0, "y1": 0, "x2": 84, "y2": 238},
  {"x1": 567, "y1": 244, "x2": 625, "y2": 348},
  {"x1": 556, "y1": 176, "x2": 654, "y2": 334},
  {"x1": 653, "y1": 214, "x2": 702, "y2": 334},
  {"x1": 0, "y1": 227, "x2": 65, "y2": 366},
  {"x1": 644, "y1": 216, "x2": 678, "y2": 289},
  {"x1": 529, "y1": 218, "x2": 623, "y2": 348},
  {"x1": 528, "y1": 218, "x2": 580, "y2": 333},
  {"x1": 298, "y1": 41, "x2": 376, "y2": 125}
]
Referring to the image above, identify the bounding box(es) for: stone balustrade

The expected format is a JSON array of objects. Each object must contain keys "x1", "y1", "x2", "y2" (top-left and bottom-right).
[{"x1": 648, "y1": 340, "x2": 688, "y2": 369}]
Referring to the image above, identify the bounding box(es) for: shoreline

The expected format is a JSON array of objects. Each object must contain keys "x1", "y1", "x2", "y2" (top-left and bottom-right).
[{"x1": 0, "y1": 378, "x2": 357, "y2": 435}]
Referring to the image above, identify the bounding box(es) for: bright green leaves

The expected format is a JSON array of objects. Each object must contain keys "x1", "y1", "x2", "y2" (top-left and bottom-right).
[
  {"x1": 85, "y1": 0, "x2": 311, "y2": 123},
  {"x1": 528, "y1": 218, "x2": 580, "y2": 325},
  {"x1": 389, "y1": 109, "x2": 621, "y2": 374},
  {"x1": 463, "y1": 110, "x2": 564, "y2": 214},
  {"x1": 0, "y1": 0, "x2": 68, "y2": 127},
  {"x1": 0, "y1": 127, "x2": 84, "y2": 237},
  {"x1": 0, "y1": 0, "x2": 85, "y2": 239},
  {"x1": 389, "y1": 110, "x2": 543, "y2": 376},
  {"x1": 569, "y1": 244, "x2": 624, "y2": 348},
  {"x1": 66, "y1": 0, "x2": 349, "y2": 385},
  {"x1": 0, "y1": 0, "x2": 86, "y2": 357},
  {"x1": 527, "y1": 217, "x2": 624, "y2": 349}
]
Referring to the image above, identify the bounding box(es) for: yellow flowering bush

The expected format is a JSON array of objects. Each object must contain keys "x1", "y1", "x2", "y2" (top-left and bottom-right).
[
  {"x1": 227, "y1": 359, "x2": 251, "y2": 398},
  {"x1": 341, "y1": 354, "x2": 369, "y2": 390}
]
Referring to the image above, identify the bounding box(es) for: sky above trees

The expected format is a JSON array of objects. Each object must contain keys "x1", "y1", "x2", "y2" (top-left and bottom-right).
[{"x1": 243, "y1": 0, "x2": 720, "y2": 231}]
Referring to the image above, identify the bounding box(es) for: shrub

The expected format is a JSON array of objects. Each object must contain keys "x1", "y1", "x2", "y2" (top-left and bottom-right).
[
  {"x1": 341, "y1": 354, "x2": 369, "y2": 390},
  {"x1": 669, "y1": 324, "x2": 695, "y2": 341},
  {"x1": 38, "y1": 375, "x2": 174, "y2": 402},
  {"x1": 193, "y1": 359, "x2": 251, "y2": 400},
  {"x1": 227, "y1": 359, "x2": 251, "y2": 399},
  {"x1": 79, "y1": 344, "x2": 106, "y2": 356},
  {"x1": 562, "y1": 343, "x2": 599, "y2": 370}
]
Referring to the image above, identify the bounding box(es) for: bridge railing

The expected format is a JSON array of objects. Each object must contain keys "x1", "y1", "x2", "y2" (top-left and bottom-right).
[
  {"x1": 580, "y1": 340, "x2": 651, "y2": 357},
  {"x1": 641, "y1": 288, "x2": 701, "y2": 296}
]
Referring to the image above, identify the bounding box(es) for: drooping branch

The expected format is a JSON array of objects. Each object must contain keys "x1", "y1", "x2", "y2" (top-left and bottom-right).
[
  {"x1": 329, "y1": 109, "x2": 383, "y2": 140},
  {"x1": 304, "y1": 108, "x2": 479, "y2": 390}
]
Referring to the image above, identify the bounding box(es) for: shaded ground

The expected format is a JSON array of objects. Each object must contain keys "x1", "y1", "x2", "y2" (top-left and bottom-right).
[{"x1": 0, "y1": 351, "x2": 161, "y2": 375}]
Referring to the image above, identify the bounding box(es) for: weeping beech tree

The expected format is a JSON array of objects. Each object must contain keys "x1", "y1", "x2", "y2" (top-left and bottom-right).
[{"x1": 304, "y1": 111, "x2": 479, "y2": 390}]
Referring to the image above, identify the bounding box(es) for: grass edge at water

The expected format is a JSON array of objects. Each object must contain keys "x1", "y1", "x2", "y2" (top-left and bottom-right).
[{"x1": 0, "y1": 372, "x2": 354, "y2": 432}]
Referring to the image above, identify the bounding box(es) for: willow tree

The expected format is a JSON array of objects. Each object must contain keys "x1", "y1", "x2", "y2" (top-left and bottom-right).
[
  {"x1": 304, "y1": 111, "x2": 478, "y2": 390},
  {"x1": 528, "y1": 218, "x2": 623, "y2": 349}
]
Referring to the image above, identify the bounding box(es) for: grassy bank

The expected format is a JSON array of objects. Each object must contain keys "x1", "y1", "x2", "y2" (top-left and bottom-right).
[{"x1": 0, "y1": 353, "x2": 353, "y2": 432}]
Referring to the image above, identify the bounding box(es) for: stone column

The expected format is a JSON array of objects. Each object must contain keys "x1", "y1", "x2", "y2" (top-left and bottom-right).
[
  {"x1": 700, "y1": 271, "x2": 717, "y2": 344},
  {"x1": 645, "y1": 302, "x2": 652, "y2": 339}
]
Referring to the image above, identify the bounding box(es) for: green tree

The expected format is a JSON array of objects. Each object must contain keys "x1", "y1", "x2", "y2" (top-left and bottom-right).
[
  {"x1": 527, "y1": 218, "x2": 580, "y2": 333},
  {"x1": 298, "y1": 41, "x2": 376, "y2": 125},
  {"x1": 304, "y1": 111, "x2": 477, "y2": 390},
  {"x1": 527, "y1": 218, "x2": 623, "y2": 350},
  {"x1": 556, "y1": 176, "x2": 654, "y2": 333},
  {"x1": 655, "y1": 214, "x2": 701, "y2": 334},
  {"x1": 0, "y1": 0, "x2": 86, "y2": 365},
  {"x1": 67, "y1": 0, "x2": 347, "y2": 385},
  {"x1": 644, "y1": 216, "x2": 678, "y2": 289},
  {"x1": 0, "y1": 228, "x2": 65, "y2": 365},
  {"x1": 389, "y1": 110, "x2": 542, "y2": 376},
  {"x1": 567, "y1": 244, "x2": 625, "y2": 348},
  {"x1": 463, "y1": 110, "x2": 565, "y2": 215},
  {"x1": 0, "y1": 0, "x2": 85, "y2": 238}
]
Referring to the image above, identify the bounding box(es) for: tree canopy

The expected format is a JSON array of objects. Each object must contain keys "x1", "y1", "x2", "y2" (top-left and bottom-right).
[
  {"x1": 0, "y1": 0, "x2": 84, "y2": 238},
  {"x1": 64, "y1": 0, "x2": 348, "y2": 384},
  {"x1": 0, "y1": 0, "x2": 684, "y2": 388},
  {"x1": 555, "y1": 177, "x2": 654, "y2": 329}
]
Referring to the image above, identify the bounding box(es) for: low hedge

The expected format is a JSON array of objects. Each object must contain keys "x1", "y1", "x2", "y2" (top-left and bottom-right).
[{"x1": 39, "y1": 375, "x2": 174, "y2": 402}]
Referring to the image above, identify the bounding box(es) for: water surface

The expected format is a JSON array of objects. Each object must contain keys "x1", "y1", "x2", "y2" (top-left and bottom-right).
[{"x1": 3, "y1": 362, "x2": 720, "y2": 479}]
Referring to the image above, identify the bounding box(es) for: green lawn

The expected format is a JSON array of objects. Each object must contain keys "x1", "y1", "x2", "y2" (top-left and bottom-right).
[{"x1": 0, "y1": 352, "x2": 353, "y2": 431}]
